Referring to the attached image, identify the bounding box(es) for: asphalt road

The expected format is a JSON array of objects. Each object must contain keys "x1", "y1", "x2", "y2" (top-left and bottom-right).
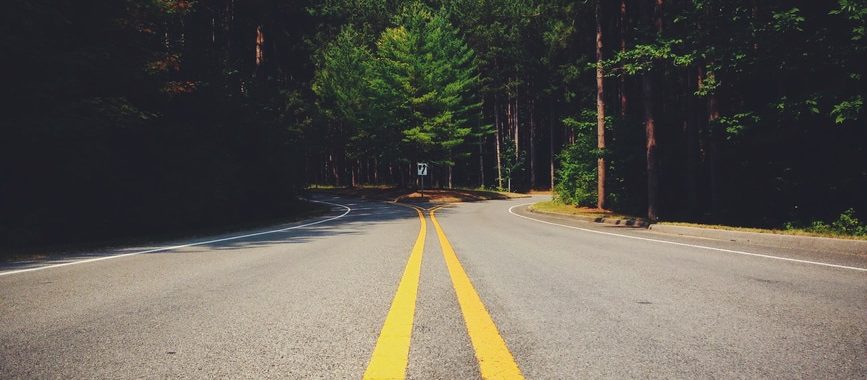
[{"x1": 1, "y1": 195, "x2": 865, "y2": 378}]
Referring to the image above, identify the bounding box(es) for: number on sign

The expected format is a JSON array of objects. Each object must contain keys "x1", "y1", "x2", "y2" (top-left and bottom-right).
[{"x1": 417, "y1": 163, "x2": 428, "y2": 176}]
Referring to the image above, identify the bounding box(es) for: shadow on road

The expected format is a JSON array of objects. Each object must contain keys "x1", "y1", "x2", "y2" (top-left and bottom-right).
[{"x1": 0, "y1": 196, "x2": 418, "y2": 272}]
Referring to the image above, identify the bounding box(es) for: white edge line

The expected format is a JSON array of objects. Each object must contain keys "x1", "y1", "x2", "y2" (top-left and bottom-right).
[
  {"x1": 0, "y1": 200, "x2": 352, "y2": 277},
  {"x1": 509, "y1": 203, "x2": 867, "y2": 273}
]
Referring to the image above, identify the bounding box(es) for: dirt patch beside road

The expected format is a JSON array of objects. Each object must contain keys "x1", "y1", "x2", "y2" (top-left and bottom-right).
[{"x1": 312, "y1": 186, "x2": 528, "y2": 204}]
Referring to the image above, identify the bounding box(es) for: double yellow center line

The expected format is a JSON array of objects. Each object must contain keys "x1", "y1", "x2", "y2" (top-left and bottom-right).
[
  {"x1": 364, "y1": 205, "x2": 523, "y2": 380},
  {"x1": 363, "y1": 207, "x2": 426, "y2": 379}
]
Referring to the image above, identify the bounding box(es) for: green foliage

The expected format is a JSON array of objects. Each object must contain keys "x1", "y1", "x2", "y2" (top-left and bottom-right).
[
  {"x1": 500, "y1": 136, "x2": 526, "y2": 192},
  {"x1": 312, "y1": 26, "x2": 375, "y2": 160},
  {"x1": 315, "y1": 1, "x2": 484, "y2": 171},
  {"x1": 789, "y1": 209, "x2": 867, "y2": 236},
  {"x1": 554, "y1": 110, "x2": 598, "y2": 206},
  {"x1": 718, "y1": 112, "x2": 760, "y2": 139},
  {"x1": 830, "y1": 0, "x2": 867, "y2": 40},
  {"x1": 313, "y1": 26, "x2": 371, "y2": 124},
  {"x1": 554, "y1": 144, "x2": 597, "y2": 206},
  {"x1": 772, "y1": 8, "x2": 806, "y2": 32},
  {"x1": 806, "y1": 220, "x2": 832, "y2": 234},
  {"x1": 830, "y1": 96, "x2": 863, "y2": 124},
  {"x1": 831, "y1": 209, "x2": 867, "y2": 235},
  {"x1": 604, "y1": 40, "x2": 693, "y2": 76}
]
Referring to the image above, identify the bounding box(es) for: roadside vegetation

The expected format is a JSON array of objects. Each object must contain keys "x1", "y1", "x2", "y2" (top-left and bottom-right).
[
  {"x1": 553, "y1": 1, "x2": 866, "y2": 237},
  {"x1": 781, "y1": 209, "x2": 867, "y2": 239},
  {"x1": 532, "y1": 200, "x2": 640, "y2": 221},
  {"x1": 536, "y1": 200, "x2": 867, "y2": 241},
  {"x1": 659, "y1": 209, "x2": 867, "y2": 241}
]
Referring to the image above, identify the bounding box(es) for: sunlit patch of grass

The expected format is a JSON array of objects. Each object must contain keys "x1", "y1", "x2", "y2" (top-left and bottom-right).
[
  {"x1": 659, "y1": 221, "x2": 867, "y2": 241},
  {"x1": 530, "y1": 201, "x2": 639, "y2": 220}
]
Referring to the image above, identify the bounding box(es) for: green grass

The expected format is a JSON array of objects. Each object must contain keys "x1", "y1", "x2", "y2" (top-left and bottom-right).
[
  {"x1": 532, "y1": 201, "x2": 867, "y2": 241},
  {"x1": 530, "y1": 201, "x2": 642, "y2": 220},
  {"x1": 659, "y1": 221, "x2": 867, "y2": 241},
  {"x1": 451, "y1": 186, "x2": 530, "y2": 199}
]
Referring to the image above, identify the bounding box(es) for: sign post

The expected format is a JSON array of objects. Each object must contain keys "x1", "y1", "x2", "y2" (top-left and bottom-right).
[{"x1": 417, "y1": 162, "x2": 428, "y2": 199}]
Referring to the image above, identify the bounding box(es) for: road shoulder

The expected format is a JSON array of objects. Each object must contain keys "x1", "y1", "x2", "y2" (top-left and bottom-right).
[
  {"x1": 526, "y1": 202, "x2": 867, "y2": 256},
  {"x1": 649, "y1": 223, "x2": 867, "y2": 255},
  {"x1": 510, "y1": 202, "x2": 867, "y2": 272}
]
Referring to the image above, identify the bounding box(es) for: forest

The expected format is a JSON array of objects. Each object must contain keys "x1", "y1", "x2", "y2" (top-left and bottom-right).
[{"x1": 2, "y1": 0, "x2": 865, "y2": 250}]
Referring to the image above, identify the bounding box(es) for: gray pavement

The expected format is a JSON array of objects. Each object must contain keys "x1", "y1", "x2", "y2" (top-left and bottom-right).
[
  {"x1": 441, "y1": 196, "x2": 867, "y2": 378},
  {"x1": 1, "y1": 197, "x2": 417, "y2": 378},
  {"x1": 1, "y1": 195, "x2": 865, "y2": 378}
]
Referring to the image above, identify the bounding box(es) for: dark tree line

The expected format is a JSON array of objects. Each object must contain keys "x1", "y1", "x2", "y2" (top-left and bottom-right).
[
  {"x1": 1, "y1": 0, "x2": 864, "y2": 250},
  {"x1": 589, "y1": 0, "x2": 866, "y2": 226},
  {"x1": 1, "y1": 0, "x2": 314, "y2": 249}
]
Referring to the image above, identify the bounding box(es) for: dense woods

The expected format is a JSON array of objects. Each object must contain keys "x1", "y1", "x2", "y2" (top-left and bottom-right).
[
  {"x1": 2, "y1": 0, "x2": 865, "y2": 249},
  {"x1": 2, "y1": 0, "x2": 313, "y2": 248}
]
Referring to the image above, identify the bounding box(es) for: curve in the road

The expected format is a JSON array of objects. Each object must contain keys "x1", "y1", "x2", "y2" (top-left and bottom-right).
[
  {"x1": 0, "y1": 199, "x2": 352, "y2": 277},
  {"x1": 509, "y1": 203, "x2": 867, "y2": 272}
]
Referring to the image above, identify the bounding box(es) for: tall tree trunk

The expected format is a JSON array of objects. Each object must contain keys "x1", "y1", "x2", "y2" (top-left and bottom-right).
[
  {"x1": 479, "y1": 136, "x2": 486, "y2": 188},
  {"x1": 329, "y1": 154, "x2": 337, "y2": 186},
  {"x1": 366, "y1": 159, "x2": 371, "y2": 184},
  {"x1": 255, "y1": 25, "x2": 264, "y2": 66},
  {"x1": 224, "y1": 0, "x2": 240, "y2": 96},
  {"x1": 549, "y1": 106, "x2": 555, "y2": 190},
  {"x1": 529, "y1": 99, "x2": 536, "y2": 190},
  {"x1": 686, "y1": 66, "x2": 701, "y2": 217},
  {"x1": 351, "y1": 160, "x2": 358, "y2": 188},
  {"x1": 654, "y1": 0, "x2": 664, "y2": 32},
  {"x1": 595, "y1": 0, "x2": 608, "y2": 210},
  {"x1": 643, "y1": 76, "x2": 658, "y2": 222},
  {"x1": 619, "y1": 0, "x2": 628, "y2": 116},
  {"x1": 254, "y1": 24, "x2": 265, "y2": 84},
  {"x1": 644, "y1": 0, "x2": 664, "y2": 222},
  {"x1": 751, "y1": 0, "x2": 760, "y2": 51},
  {"x1": 506, "y1": 93, "x2": 513, "y2": 145},
  {"x1": 332, "y1": 152, "x2": 341, "y2": 186},
  {"x1": 707, "y1": 69, "x2": 722, "y2": 218},
  {"x1": 494, "y1": 94, "x2": 504, "y2": 189},
  {"x1": 398, "y1": 162, "x2": 406, "y2": 188},
  {"x1": 568, "y1": 117, "x2": 575, "y2": 144},
  {"x1": 514, "y1": 89, "x2": 520, "y2": 161},
  {"x1": 410, "y1": 162, "x2": 416, "y2": 187}
]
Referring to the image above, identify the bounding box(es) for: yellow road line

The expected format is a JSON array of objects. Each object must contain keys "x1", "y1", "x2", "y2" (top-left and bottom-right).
[
  {"x1": 363, "y1": 206, "x2": 426, "y2": 380},
  {"x1": 430, "y1": 208, "x2": 524, "y2": 380}
]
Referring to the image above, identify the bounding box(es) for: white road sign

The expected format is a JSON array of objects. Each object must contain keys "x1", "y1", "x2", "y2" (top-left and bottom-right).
[{"x1": 417, "y1": 162, "x2": 428, "y2": 176}]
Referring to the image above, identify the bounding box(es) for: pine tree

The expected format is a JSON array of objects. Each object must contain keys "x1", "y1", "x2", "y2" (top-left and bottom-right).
[
  {"x1": 369, "y1": 2, "x2": 484, "y2": 187},
  {"x1": 312, "y1": 26, "x2": 373, "y2": 185}
]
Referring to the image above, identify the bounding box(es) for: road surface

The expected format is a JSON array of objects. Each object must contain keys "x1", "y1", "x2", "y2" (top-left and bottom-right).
[{"x1": 1, "y1": 195, "x2": 865, "y2": 378}]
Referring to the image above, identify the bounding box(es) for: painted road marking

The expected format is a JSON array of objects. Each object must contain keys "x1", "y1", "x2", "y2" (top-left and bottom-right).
[
  {"x1": 364, "y1": 206, "x2": 426, "y2": 379},
  {"x1": 430, "y1": 208, "x2": 525, "y2": 379},
  {"x1": 0, "y1": 200, "x2": 352, "y2": 277},
  {"x1": 509, "y1": 203, "x2": 867, "y2": 272}
]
